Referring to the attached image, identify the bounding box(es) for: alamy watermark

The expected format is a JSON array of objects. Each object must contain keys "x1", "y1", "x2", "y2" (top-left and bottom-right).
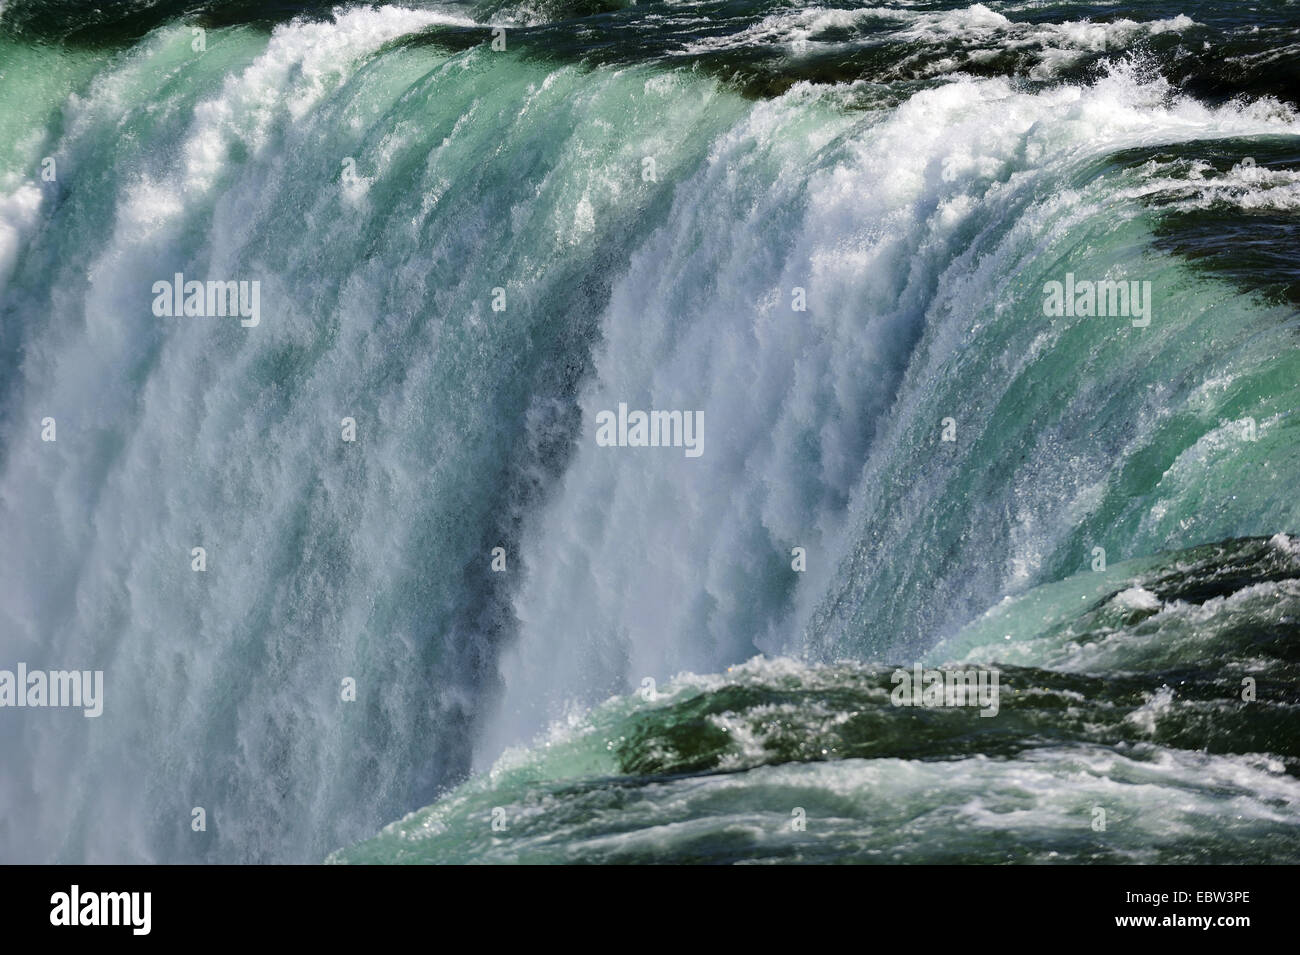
[
  {"x1": 152, "y1": 273, "x2": 260, "y2": 327},
  {"x1": 594, "y1": 402, "x2": 703, "y2": 458},
  {"x1": 1043, "y1": 273, "x2": 1151, "y2": 327},
  {"x1": 890, "y1": 664, "x2": 1000, "y2": 717},
  {"x1": 0, "y1": 664, "x2": 103, "y2": 717}
]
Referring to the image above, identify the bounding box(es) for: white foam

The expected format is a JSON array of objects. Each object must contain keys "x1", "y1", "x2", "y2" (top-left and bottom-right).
[
  {"x1": 679, "y1": 3, "x2": 1200, "y2": 79},
  {"x1": 184, "y1": 6, "x2": 470, "y2": 193},
  {"x1": 0, "y1": 180, "x2": 41, "y2": 292},
  {"x1": 1113, "y1": 586, "x2": 1162, "y2": 611},
  {"x1": 1124, "y1": 157, "x2": 1300, "y2": 212}
]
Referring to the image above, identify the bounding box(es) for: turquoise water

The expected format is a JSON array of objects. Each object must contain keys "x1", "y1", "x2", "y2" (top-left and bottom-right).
[{"x1": 1, "y1": 1, "x2": 1298, "y2": 863}]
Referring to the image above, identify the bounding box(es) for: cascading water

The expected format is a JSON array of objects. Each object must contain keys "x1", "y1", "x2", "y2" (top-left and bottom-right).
[{"x1": 1, "y1": 0, "x2": 1297, "y2": 864}]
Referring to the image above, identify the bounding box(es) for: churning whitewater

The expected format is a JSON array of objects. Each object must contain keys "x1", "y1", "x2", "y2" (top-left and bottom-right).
[{"x1": 1, "y1": 0, "x2": 1298, "y2": 864}]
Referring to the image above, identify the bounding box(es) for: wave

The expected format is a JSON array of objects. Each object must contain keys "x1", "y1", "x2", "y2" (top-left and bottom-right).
[
  {"x1": 1, "y1": 4, "x2": 739, "y2": 861},
  {"x1": 331, "y1": 536, "x2": 1300, "y2": 864},
  {"x1": 10, "y1": 2, "x2": 1299, "y2": 107},
  {"x1": 0, "y1": 1, "x2": 1297, "y2": 863},
  {"x1": 479, "y1": 57, "x2": 1300, "y2": 762}
]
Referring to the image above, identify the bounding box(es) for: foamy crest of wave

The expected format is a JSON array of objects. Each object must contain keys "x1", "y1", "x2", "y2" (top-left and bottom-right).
[
  {"x1": 1123, "y1": 157, "x2": 1300, "y2": 212},
  {"x1": 679, "y1": 2, "x2": 1200, "y2": 80}
]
